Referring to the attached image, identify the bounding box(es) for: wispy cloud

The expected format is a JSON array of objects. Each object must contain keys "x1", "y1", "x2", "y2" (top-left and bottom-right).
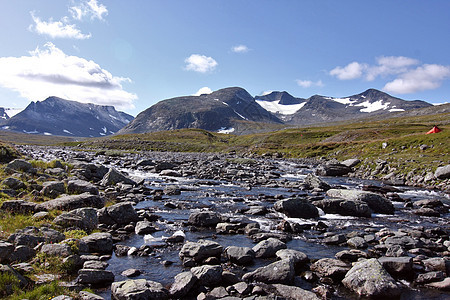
[
  {"x1": 0, "y1": 43, "x2": 136, "y2": 109},
  {"x1": 296, "y1": 79, "x2": 324, "y2": 88},
  {"x1": 193, "y1": 87, "x2": 213, "y2": 96},
  {"x1": 29, "y1": 12, "x2": 91, "y2": 39},
  {"x1": 70, "y1": 0, "x2": 108, "y2": 21},
  {"x1": 185, "y1": 54, "x2": 218, "y2": 73},
  {"x1": 231, "y1": 45, "x2": 250, "y2": 53},
  {"x1": 329, "y1": 56, "x2": 450, "y2": 93}
]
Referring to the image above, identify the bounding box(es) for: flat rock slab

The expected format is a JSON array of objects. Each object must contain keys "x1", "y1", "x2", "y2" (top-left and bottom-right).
[{"x1": 37, "y1": 193, "x2": 105, "y2": 211}]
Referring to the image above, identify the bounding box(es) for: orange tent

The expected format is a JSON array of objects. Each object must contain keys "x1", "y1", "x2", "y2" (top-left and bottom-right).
[{"x1": 426, "y1": 126, "x2": 442, "y2": 134}]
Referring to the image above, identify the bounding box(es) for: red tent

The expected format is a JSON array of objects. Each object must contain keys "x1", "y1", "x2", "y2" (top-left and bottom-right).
[{"x1": 426, "y1": 126, "x2": 442, "y2": 134}]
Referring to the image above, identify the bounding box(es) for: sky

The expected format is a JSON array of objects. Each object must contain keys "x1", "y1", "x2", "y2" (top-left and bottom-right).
[{"x1": 0, "y1": 0, "x2": 449, "y2": 116}]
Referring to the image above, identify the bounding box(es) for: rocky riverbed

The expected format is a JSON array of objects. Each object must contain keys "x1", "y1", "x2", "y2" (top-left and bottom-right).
[{"x1": 0, "y1": 145, "x2": 449, "y2": 299}]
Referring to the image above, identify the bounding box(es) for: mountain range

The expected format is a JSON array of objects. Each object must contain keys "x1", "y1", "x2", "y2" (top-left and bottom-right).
[
  {"x1": 0, "y1": 88, "x2": 436, "y2": 137},
  {"x1": 119, "y1": 87, "x2": 432, "y2": 134},
  {"x1": 1, "y1": 96, "x2": 133, "y2": 137}
]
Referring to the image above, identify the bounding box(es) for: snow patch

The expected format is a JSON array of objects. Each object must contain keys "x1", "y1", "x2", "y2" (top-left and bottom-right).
[
  {"x1": 102, "y1": 126, "x2": 107, "y2": 133},
  {"x1": 255, "y1": 100, "x2": 306, "y2": 115},
  {"x1": 5, "y1": 108, "x2": 24, "y2": 117},
  {"x1": 389, "y1": 108, "x2": 405, "y2": 112},
  {"x1": 63, "y1": 129, "x2": 73, "y2": 135},
  {"x1": 2, "y1": 126, "x2": 10, "y2": 129},
  {"x1": 217, "y1": 127, "x2": 235, "y2": 134},
  {"x1": 43, "y1": 132, "x2": 53, "y2": 136},
  {"x1": 327, "y1": 97, "x2": 355, "y2": 105},
  {"x1": 356, "y1": 100, "x2": 390, "y2": 113},
  {"x1": 23, "y1": 129, "x2": 39, "y2": 134}
]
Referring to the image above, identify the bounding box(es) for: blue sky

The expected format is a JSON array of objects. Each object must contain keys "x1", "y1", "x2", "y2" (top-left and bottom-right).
[{"x1": 0, "y1": 0, "x2": 449, "y2": 116}]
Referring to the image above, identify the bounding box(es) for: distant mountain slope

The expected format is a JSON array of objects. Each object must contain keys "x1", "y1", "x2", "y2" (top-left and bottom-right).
[
  {"x1": 2, "y1": 97, "x2": 133, "y2": 137},
  {"x1": 119, "y1": 87, "x2": 282, "y2": 134},
  {"x1": 0, "y1": 107, "x2": 9, "y2": 125}
]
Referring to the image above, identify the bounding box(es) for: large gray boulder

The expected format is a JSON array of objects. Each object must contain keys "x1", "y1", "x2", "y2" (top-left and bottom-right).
[
  {"x1": 179, "y1": 239, "x2": 223, "y2": 264},
  {"x1": 273, "y1": 198, "x2": 319, "y2": 219},
  {"x1": 188, "y1": 211, "x2": 220, "y2": 227},
  {"x1": 111, "y1": 279, "x2": 169, "y2": 300},
  {"x1": 77, "y1": 269, "x2": 114, "y2": 285},
  {"x1": 0, "y1": 241, "x2": 14, "y2": 263},
  {"x1": 326, "y1": 189, "x2": 394, "y2": 214},
  {"x1": 81, "y1": 232, "x2": 113, "y2": 254},
  {"x1": 97, "y1": 202, "x2": 139, "y2": 225},
  {"x1": 342, "y1": 258, "x2": 401, "y2": 298},
  {"x1": 41, "y1": 181, "x2": 66, "y2": 198},
  {"x1": 272, "y1": 284, "x2": 320, "y2": 300},
  {"x1": 37, "y1": 193, "x2": 105, "y2": 211},
  {"x1": 252, "y1": 238, "x2": 286, "y2": 258},
  {"x1": 224, "y1": 246, "x2": 255, "y2": 265},
  {"x1": 316, "y1": 163, "x2": 352, "y2": 176},
  {"x1": 310, "y1": 258, "x2": 351, "y2": 281},
  {"x1": 303, "y1": 174, "x2": 330, "y2": 191},
  {"x1": 53, "y1": 207, "x2": 98, "y2": 232},
  {"x1": 169, "y1": 271, "x2": 197, "y2": 298},
  {"x1": 313, "y1": 198, "x2": 372, "y2": 217},
  {"x1": 41, "y1": 243, "x2": 73, "y2": 257},
  {"x1": 378, "y1": 256, "x2": 413, "y2": 278},
  {"x1": 2, "y1": 177, "x2": 26, "y2": 190},
  {"x1": 275, "y1": 249, "x2": 309, "y2": 267},
  {"x1": 435, "y1": 164, "x2": 450, "y2": 179},
  {"x1": 8, "y1": 226, "x2": 65, "y2": 248},
  {"x1": 191, "y1": 265, "x2": 222, "y2": 286},
  {"x1": 1, "y1": 200, "x2": 40, "y2": 214},
  {"x1": 67, "y1": 179, "x2": 99, "y2": 195},
  {"x1": 243, "y1": 259, "x2": 295, "y2": 284},
  {"x1": 100, "y1": 168, "x2": 137, "y2": 186},
  {"x1": 6, "y1": 159, "x2": 34, "y2": 173}
]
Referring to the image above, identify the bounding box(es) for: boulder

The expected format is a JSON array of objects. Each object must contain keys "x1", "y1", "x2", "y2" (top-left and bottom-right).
[
  {"x1": 310, "y1": 258, "x2": 350, "y2": 281},
  {"x1": 243, "y1": 259, "x2": 295, "y2": 284},
  {"x1": 0, "y1": 200, "x2": 40, "y2": 214},
  {"x1": 272, "y1": 284, "x2": 320, "y2": 300},
  {"x1": 347, "y1": 237, "x2": 368, "y2": 249},
  {"x1": 224, "y1": 246, "x2": 255, "y2": 265},
  {"x1": 97, "y1": 202, "x2": 138, "y2": 225},
  {"x1": 434, "y1": 164, "x2": 450, "y2": 179},
  {"x1": 169, "y1": 271, "x2": 197, "y2": 298},
  {"x1": 326, "y1": 189, "x2": 395, "y2": 214},
  {"x1": 79, "y1": 291, "x2": 105, "y2": 300},
  {"x1": 37, "y1": 193, "x2": 105, "y2": 211},
  {"x1": 188, "y1": 211, "x2": 220, "y2": 227},
  {"x1": 341, "y1": 158, "x2": 361, "y2": 168},
  {"x1": 275, "y1": 249, "x2": 309, "y2": 267},
  {"x1": 2, "y1": 177, "x2": 26, "y2": 190},
  {"x1": 252, "y1": 238, "x2": 286, "y2": 258},
  {"x1": 316, "y1": 163, "x2": 352, "y2": 176},
  {"x1": 273, "y1": 198, "x2": 319, "y2": 219},
  {"x1": 6, "y1": 159, "x2": 33, "y2": 173},
  {"x1": 53, "y1": 207, "x2": 98, "y2": 232},
  {"x1": 425, "y1": 277, "x2": 450, "y2": 291},
  {"x1": 77, "y1": 269, "x2": 114, "y2": 285},
  {"x1": 100, "y1": 168, "x2": 137, "y2": 186},
  {"x1": 335, "y1": 249, "x2": 368, "y2": 262},
  {"x1": 303, "y1": 174, "x2": 330, "y2": 191},
  {"x1": 378, "y1": 256, "x2": 413, "y2": 278},
  {"x1": 384, "y1": 235, "x2": 421, "y2": 250},
  {"x1": 313, "y1": 198, "x2": 372, "y2": 218},
  {"x1": 135, "y1": 221, "x2": 157, "y2": 235},
  {"x1": 9, "y1": 245, "x2": 35, "y2": 262},
  {"x1": 41, "y1": 243, "x2": 73, "y2": 257},
  {"x1": 67, "y1": 179, "x2": 99, "y2": 195},
  {"x1": 121, "y1": 269, "x2": 141, "y2": 277},
  {"x1": 0, "y1": 241, "x2": 14, "y2": 263},
  {"x1": 41, "y1": 181, "x2": 66, "y2": 198},
  {"x1": 191, "y1": 265, "x2": 222, "y2": 286},
  {"x1": 111, "y1": 279, "x2": 169, "y2": 300},
  {"x1": 342, "y1": 258, "x2": 401, "y2": 298},
  {"x1": 83, "y1": 260, "x2": 108, "y2": 270},
  {"x1": 81, "y1": 232, "x2": 113, "y2": 254},
  {"x1": 179, "y1": 240, "x2": 223, "y2": 264},
  {"x1": 8, "y1": 226, "x2": 65, "y2": 247}
]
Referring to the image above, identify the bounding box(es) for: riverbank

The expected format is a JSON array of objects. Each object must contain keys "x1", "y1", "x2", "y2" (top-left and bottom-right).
[{"x1": 0, "y1": 145, "x2": 448, "y2": 299}]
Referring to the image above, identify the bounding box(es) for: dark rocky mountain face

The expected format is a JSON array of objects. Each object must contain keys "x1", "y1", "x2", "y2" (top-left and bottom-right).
[
  {"x1": 2, "y1": 97, "x2": 133, "y2": 137},
  {"x1": 0, "y1": 107, "x2": 9, "y2": 125},
  {"x1": 255, "y1": 91, "x2": 306, "y2": 105},
  {"x1": 119, "y1": 87, "x2": 283, "y2": 134}
]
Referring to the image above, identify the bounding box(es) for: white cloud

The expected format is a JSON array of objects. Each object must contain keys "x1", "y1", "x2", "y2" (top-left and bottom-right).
[
  {"x1": 193, "y1": 87, "x2": 213, "y2": 96},
  {"x1": 232, "y1": 45, "x2": 249, "y2": 53},
  {"x1": 296, "y1": 79, "x2": 324, "y2": 88},
  {"x1": 185, "y1": 54, "x2": 218, "y2": 73},
  {"x1": 366, "y1": 56, "x2": 420, "y2": 81},
  {"x1": 29, "y1": 12, "x2": 91, "y2": 39},
  {"x1": 0, "y1": 43, "x2": 136, "y2": 109},
  {"x1": 384, "y1": 64, "x2": 450, "y2": 93},
  {"x1": 329, "y1": 62, "x2": 366, "y2": 80},
  {"x1": 70, "y1": 0, "x2": 108, "y2": 21}
]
